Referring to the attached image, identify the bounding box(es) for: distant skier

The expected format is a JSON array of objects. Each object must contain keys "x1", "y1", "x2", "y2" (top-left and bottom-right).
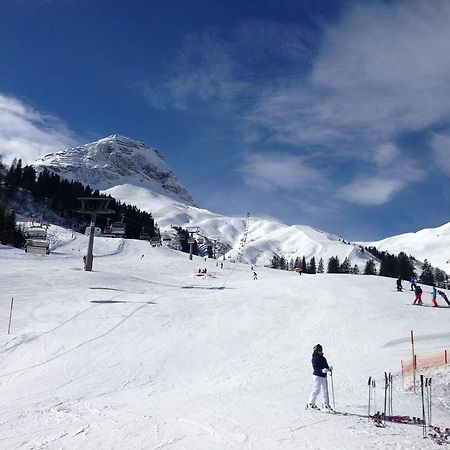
[
  {"x1": 253, "y1": 271, "x2": 258, "y2": 280},
  {"x1": 410, "y1": 276, "x2": 417, "y2": 291},
  {"x1": 431, "y1": 286, "x2": 438, "y2": 307},
  {"x1": 413, "y1": 284, "x2": 423, "y2": 305},
  {"x1": 396, "y1": 277, "x2": 403, "y2": 292},
  {"x1": 308, "y1": 344, "x2": 333, "y2": 410}
]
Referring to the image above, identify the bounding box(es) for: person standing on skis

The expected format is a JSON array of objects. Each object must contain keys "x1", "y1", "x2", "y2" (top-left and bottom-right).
[
  {"x1": 431, "y1": 286, "x2": 438, "y2": 307},
  {"x1": 410, "y1": 276, "x2": 417, "y2": 291},
  {"x1": 413, "y1": 284, "x2": 423, "y2": 305},
  {"x1": 396, "y1": 277, "x2": 403, "y2": 291},
  {"x1": 308, "y1": 344, "x2": 333, "y2": 410}
]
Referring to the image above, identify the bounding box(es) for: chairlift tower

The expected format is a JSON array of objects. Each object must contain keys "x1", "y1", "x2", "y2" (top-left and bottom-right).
[
  {"x1": 185, "y1": 226, "x2": 200, "y2": 260},
  {"x1": 77, "y1": 198, "x2": 114, "y2": 271}
]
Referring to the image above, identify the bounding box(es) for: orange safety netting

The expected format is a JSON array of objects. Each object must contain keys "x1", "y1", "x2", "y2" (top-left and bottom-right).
[{"x1": 401, "y1": 350, "x2": 448, "y2": 376}]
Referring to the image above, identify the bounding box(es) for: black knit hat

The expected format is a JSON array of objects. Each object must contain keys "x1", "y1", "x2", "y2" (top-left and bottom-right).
[{"x1": 313, "y1": 344, "x2": 323, "y2": 352}]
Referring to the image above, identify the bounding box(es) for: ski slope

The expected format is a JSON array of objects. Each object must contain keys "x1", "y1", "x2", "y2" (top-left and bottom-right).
[{"x1": 0, "y1": 227, "x2": 449, "y2": 449}]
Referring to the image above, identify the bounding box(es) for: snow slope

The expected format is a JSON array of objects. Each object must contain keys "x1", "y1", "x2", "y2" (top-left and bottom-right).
[
  {"x1": 363, "y1": 222, "x2": 450, "y2": 273},
  {"x1": 104, "y1": 184, "x2": 372, "y2": 269},
  {"x1": 1, "y1": 226, "x2": 449, "y2": 449}
]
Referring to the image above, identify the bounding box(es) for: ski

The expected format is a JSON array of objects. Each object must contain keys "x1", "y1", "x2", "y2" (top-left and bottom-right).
[{"x1": 305, "y1": 404, "x2": 347, "y2": 415}]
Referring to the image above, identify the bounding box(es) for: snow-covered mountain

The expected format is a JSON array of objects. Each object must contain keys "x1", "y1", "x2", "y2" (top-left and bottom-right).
[
  {"x1": 362, "y1": 222, "x2": 450, "y2": 273},
  {"x1": 100, "y1": 183, "x2": 373, "y2": 267},
  {"x1": 33, "y1": 134, "x2": 195, "y2": 205},
  {"x1": 32, "y1": 135, "x2": 449, "y2": 271}
]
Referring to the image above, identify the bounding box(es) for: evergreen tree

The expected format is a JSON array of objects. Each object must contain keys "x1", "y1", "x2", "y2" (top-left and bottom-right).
[
  {"x1": 317, "y1": 257, "x2": 324, "y2": 274},
  {"x1": 308, "y1": 257, "x2": 316, "y2": 274},
  {"x1": 327, "y1": 256, "x2": 340, "y2": 273},
  {"x1": 352, "y1": 264, "x2": 360, "y2": 275},
  {"x1": 419, "y1": 259, "x2": 435, "y2": 286},
  {"x1": 271, "y1": 255, "x2": 280, "y2": 269},
  {"x1": 434, "y1": 268, "x2": 447, "y2": 288},
  {"x1": 340, "y1": 257, "x2": 351, "y2": 274},
  {"x1": 396, "y1": 252, "x2": 415, "y2": 280},
  {"x1": 301, "y1": 256, "x2": 307, "y2": 273},
  {"x1": 364, "y1": 260, "x2": 377, "y2": 275},
  {"x1": 379, "y1": 252, "x2": 396, "y2": 278}
]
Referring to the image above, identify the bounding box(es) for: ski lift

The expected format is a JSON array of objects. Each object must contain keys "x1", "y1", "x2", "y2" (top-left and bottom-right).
[
  {"x1": 109, "y1": 222, "x2": 126, "y2": 237},
  {"x1": 150, "y1": 237, "x2": 161, "y2": 247},
  {"x1": 25, "y1": 238, "x2": 50, "y2": 255},
  {"x1": 26, "y1": 225, "x2": 47, "y2": 239}
]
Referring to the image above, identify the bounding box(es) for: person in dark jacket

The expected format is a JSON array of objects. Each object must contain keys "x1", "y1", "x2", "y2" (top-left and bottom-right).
[
  {"x1": 413, "y1": 285, "x2": 423, "y2": 305},
  {"x1": 308, "y1": 344, "x2": 332, "y2": 410},
  {"x1": 396, "y1": 277, "x2": 403, "y2": 291}
]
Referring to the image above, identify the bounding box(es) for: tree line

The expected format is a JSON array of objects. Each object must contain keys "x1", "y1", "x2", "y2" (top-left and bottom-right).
[
  {"x1": 270, "y1": 249, "x2": 448, "y2": 288},
  {"x1": 0, "y1": 158, "x2": 159, "y2": 245}
]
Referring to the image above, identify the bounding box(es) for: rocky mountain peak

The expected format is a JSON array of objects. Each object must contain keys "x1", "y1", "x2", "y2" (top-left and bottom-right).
[{"x1": 33, "y1": 135, "x2": 195, "y2": 206}]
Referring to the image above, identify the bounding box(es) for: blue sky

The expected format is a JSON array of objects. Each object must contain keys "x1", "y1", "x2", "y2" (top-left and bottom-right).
[{"x1": 1, "y1": 0, "x2": 449, "y2": 240}]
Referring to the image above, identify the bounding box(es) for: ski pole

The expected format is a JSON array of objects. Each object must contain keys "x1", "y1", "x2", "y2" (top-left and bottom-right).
[
  {"x1": 428, "y1": 378, "x2": 432, "y2": 427},
  {"x1": 368, "y1": 376, "x2": 372, "y2": 421},
  {"x1": 330, "y1": 370, "x2": 336, "y2": 411},
  {"x1": 372, "y1": 379, "x2": 376, "y2": 414},
  {"x1": 389, "y1": 373, "x2": 393, "y2": 416},
  {"x1": 421, "y1": 375, "x2": 426, "y2": 438},
  {"x1": 383, "y1": 372, "x2": 388, "y2": 421}
]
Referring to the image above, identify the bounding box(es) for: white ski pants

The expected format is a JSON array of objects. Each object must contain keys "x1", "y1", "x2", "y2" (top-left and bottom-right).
[{"x1": 308, "y1": 375, "x2": 329, "y2": 407}]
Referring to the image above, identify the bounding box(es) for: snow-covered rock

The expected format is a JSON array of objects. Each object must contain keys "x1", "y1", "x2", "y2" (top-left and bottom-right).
[{"x1": 33, "y1": 134, "x2": 195, "y2": 206}]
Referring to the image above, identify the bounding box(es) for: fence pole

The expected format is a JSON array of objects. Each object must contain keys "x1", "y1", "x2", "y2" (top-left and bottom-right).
[
  {"x1": 8, "y1": 297, "x2": 14, "y2": 334},
  {"x1": 411, "y1": 330, "x2": 416, "y2": 394},
  {"x1": 445, "y1": 349, "x2": 448, "y2": 365}
]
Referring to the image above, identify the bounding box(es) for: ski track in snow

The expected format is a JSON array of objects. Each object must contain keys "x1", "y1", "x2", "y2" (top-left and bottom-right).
[{"x1": 0, "y1": 229, "x2": 449, "y2": 449}]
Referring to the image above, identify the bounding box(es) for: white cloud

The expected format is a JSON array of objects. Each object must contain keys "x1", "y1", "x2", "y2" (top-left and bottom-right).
[
  {"x1": 0, "y1": 93, "x2": 77, "y2": 165},
  {"x1": 247, "y1": 0, "x2": 450, "y2": 148},
  {"x1": 239, "y1": 152, "x2": 323, "y2": 192},
  {"x1": 373, "y1": 143, "x2": 400, "y2": 167},
  {"x1": 430, "y1": 132, "x2": 450, "y2": 176},
  {"x1": 338, "y1": 177, "x2": 405, "y2": 205}
]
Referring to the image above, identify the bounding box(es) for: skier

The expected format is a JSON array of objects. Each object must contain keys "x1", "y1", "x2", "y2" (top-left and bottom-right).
[
  {"x1": 410, "y1": 276, "x2": 417, "y2": 291},
  {"x1": 253, "y1": 271, "x2": 258, "y2": 280},
  {"x1": 308, "y1": 344, "x2": 333, "y2": 410},
  {"x1": 431, "y1": 286, "x2": 438, "y2": 307},
  {"x1": 396, "y1": 277, "x2": 403, "y2": 292},
  {"x1": 413, "y1": 284, "x2": 423, "y2": 305}
]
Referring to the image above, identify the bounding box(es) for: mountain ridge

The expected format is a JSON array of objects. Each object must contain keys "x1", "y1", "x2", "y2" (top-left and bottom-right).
[{"x1": 32, "y1": 134, "x2": 450, "y2": 272}]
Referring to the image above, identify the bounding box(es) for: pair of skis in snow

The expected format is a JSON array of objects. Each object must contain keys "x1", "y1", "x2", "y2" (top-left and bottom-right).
[{"x1": 305, "y1": 403, "x2": 347, "y2": 416}]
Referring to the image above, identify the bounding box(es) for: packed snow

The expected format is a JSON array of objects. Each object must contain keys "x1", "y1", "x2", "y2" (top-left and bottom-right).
[{"x1": 1, "y1": 225, "x2": 449, "y2": 449}]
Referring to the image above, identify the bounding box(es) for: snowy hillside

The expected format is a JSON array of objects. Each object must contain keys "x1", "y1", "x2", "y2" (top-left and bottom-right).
[
  {"x1": 32, "y1": 135, "x2": 450, "y2": 271},
  {"x1": 101, "y1": 183, "x2": 372, "y2": 268},
  {"x1": 1, "y1": 226, "x2": 449, "y2": 449},
  {"x1": 33, "y1": 134, "x2": 194, "y2": 205},
  {"x1": 362, "y1": 222, "x2": 450, "y2": 273}
]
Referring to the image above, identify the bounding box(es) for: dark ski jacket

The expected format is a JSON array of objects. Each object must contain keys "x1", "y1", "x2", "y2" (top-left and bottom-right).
[
  {"x1": 415, "y1": 285, "x2": 423, "y2": 295},
  {"x1": 311, "y1": 353, "x2": 330, "y2": 378}
]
